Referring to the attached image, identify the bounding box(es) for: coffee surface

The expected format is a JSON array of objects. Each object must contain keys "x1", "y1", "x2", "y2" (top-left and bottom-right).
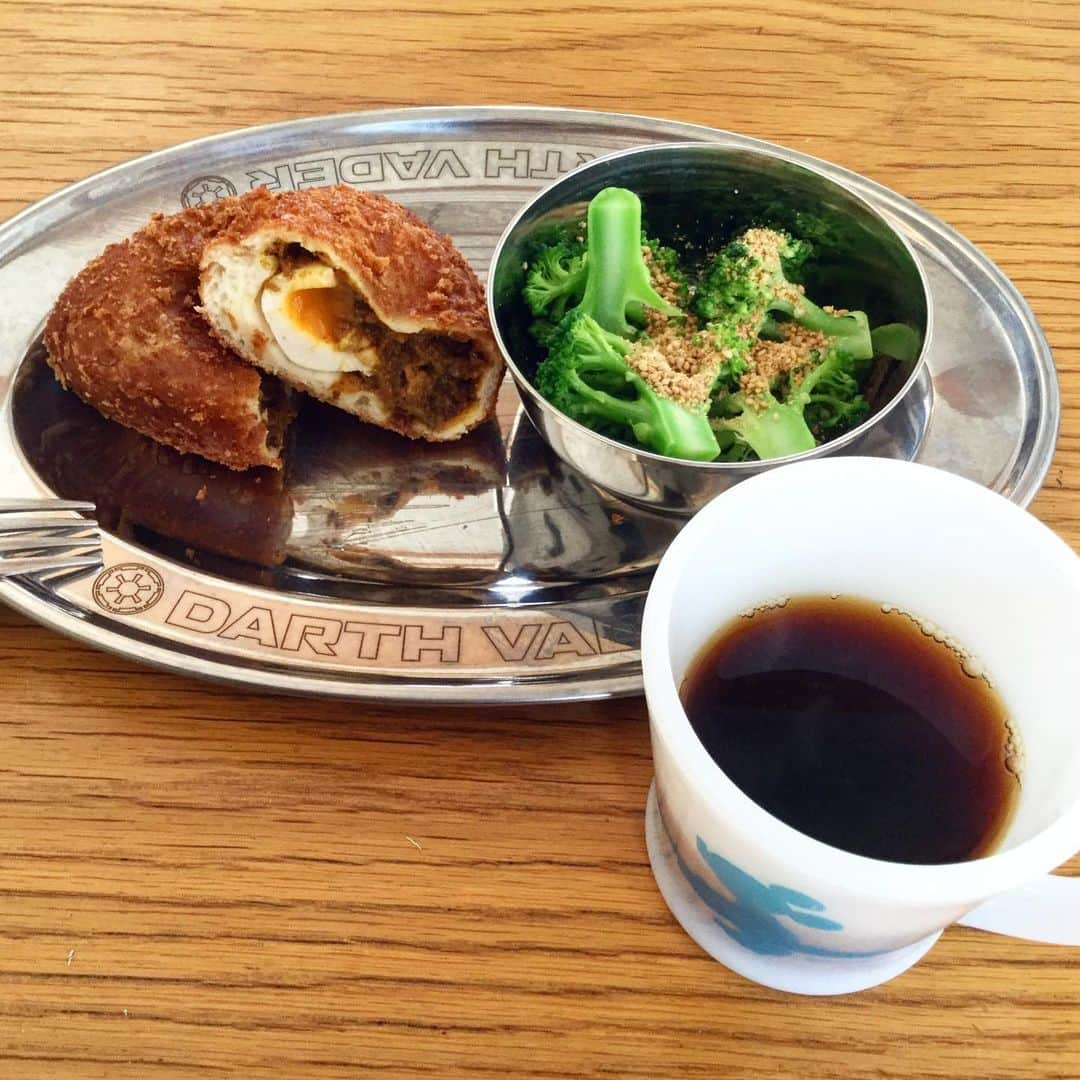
[{"x1": 680, "y1": 596, "x2": 1018, "y2": 864}]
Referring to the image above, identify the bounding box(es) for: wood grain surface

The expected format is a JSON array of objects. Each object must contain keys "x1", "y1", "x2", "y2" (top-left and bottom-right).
[{"x1": 1, "y1": 0, "x2": 1079, "y2": 1076}]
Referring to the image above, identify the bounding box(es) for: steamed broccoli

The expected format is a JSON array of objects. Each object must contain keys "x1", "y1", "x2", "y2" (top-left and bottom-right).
[
  {"x1": 536, "y1": 311, "x2": 720, "y2": 461},
  {"x1": 570, "y1": 187, "x2": 681, "y2": 337},
  {"x1": 523, "y1": 240, "x2": 587, "y2": 323},
  {"x1": 712, "y1": 345, "x2": 867, "y2": 461},
  {"x1": 694, "y1": 229, "x2": 874, "y2": 360},
  {"x1": 642, "y1": 236, "x2": 691, "y2": 307},
  {"x1": 523, "y1": 189, "x2": 682, "y2": 345},
  {"x1": 529, "y1": 187, "x2": 717, "y2": 459},
  {"x1": 703, "y1": 320, "x2": 752, "y2": 393},
  {"x1": 802, "y1": 349, "x2": 871, "y2": 436},
  {"x1": 519, "y1": 188, "x2": 910, "y2": 464},
  {"x1": 711, "y1": 385, "x2": 817, "y2": 462}
]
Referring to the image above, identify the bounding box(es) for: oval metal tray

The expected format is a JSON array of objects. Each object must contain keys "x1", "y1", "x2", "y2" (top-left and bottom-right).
[{"x1": 0, "y1": 107, "x2": 1059, "y2": 702}]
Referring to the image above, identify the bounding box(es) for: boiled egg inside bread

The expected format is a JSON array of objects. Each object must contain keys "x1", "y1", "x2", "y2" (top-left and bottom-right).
[{"x1": 260, "y1": 262, "x2": 377, "y2": 375}]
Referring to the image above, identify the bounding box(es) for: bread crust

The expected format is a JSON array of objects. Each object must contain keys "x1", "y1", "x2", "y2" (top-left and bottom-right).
[{"x1": 43, "y1": 198, "x2": 288, "y2": 471}]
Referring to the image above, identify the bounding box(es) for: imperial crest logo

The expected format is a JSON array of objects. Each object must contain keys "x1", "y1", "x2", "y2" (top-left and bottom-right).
[
  {"x1": 180, "y1": 175, "x2": 238, "y2": 208},
  {"x1": 92, "y1": 564, "x2": 165, "y2": 615}
]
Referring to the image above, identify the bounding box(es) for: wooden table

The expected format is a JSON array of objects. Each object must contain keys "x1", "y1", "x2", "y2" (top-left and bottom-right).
[{"x1": 1, "y1": 1, "x2": 1078, "y2": 1076}]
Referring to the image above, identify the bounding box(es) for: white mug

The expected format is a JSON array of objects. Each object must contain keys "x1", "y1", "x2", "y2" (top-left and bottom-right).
[{"x1": 641, "y1": 457, "x2": 1080, "y2": 995}]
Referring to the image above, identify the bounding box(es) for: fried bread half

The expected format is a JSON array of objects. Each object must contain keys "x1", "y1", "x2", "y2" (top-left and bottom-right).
[
  {"x1": 198, "y1": 185, "x2": 503, "y2": 442},
  {"x1": 44, "y1": 198, "x2": 291, "y2": 471}
]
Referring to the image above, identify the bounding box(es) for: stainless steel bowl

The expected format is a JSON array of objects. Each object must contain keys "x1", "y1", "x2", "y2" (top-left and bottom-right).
[{"x1": 488, "y1": 142, "x2": 932, "y2": 514}]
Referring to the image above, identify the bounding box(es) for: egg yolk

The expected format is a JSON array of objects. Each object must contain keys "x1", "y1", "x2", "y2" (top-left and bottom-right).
[{"x1": 285, "y1": 284, "x2": 355, "y2": 343}]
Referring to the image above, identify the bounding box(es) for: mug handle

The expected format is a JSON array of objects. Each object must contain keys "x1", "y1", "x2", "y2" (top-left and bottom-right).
[{"x1": 956, "y1": 875, "x2": 1080, "y2": 945}]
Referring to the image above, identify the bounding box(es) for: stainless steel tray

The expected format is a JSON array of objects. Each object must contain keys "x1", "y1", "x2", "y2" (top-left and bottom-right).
[{"x1": 0, "y1": 107, "x2": 1059, "y2": 702}]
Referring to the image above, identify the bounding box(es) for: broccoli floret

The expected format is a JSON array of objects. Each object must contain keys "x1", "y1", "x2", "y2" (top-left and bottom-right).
[
  {"x1": 704, "y1": 321, "x2": 751, "y2": 393},
  {"x1": 692, "y1": 240, "x2": 764, "y2": 328},
  {"x1": 523, "y1": 241, "x2": 588, "y2": 321},
  {"x1": 572, "y1": 187, "x2": 681, "y2": 337},
  {"x1": 536, "y1": 311, "x2": 719, "y2": 461},
  {"x1": 524, "y1": 191, "x2": 684, "y2": 346},
  {"x1": 694, "y1": 229, "x2": 874, "y2": 360},
  {"x1": 642, "y1": 235, "x2": 690, "y2": 307},
  {"x1": 524, "y1": 241, "x2": 586, "y2": 346},
  {"x1": 526, "y1": 230, "x2": 686, "y2": 344},
  {"x1": 802, "y1": 348, "x2": 870, "y2": 435},
  {"x1": 711, "y1": 345, "x2": 867, "y2": 461}
]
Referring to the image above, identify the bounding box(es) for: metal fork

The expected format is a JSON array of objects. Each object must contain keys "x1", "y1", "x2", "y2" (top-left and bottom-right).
[{"x1": 0, "y1": 499, "x2": 102, "y2": 578}]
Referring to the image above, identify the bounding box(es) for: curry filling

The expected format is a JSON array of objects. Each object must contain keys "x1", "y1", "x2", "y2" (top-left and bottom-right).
[
  {"x1": 272, "y1": 246, "x2": 486, "y2": 427},
  {"x1": 258, "y1": 378, "x2": 293, "y2": 454}
]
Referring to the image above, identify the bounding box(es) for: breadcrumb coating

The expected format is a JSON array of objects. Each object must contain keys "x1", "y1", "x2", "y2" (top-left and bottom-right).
[{"x1": 43, "y1": 197, "x2": 290, "y2": 470}]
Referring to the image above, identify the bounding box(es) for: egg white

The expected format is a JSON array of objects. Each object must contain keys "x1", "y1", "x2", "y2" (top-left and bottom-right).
[{"x1": 260, "y1": 262, "x2": 378, "y2": 376}]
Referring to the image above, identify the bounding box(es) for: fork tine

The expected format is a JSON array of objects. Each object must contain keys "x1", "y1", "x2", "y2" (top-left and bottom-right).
[
  {"x1": 0, "y1": 499, "x2": 96, "y2": 514},
  {"x1": 0, "y1": 515, "x2": 100, "y2": 534},
  {"x1": 0, "y1": 553, "x2": 102, "y2": 579},
  {"x1": 0, "y1": 501, "x2": 102, "y2": 580},
  {"x1": 0, "y1": 534, "x2": 101, "y2": 555}
]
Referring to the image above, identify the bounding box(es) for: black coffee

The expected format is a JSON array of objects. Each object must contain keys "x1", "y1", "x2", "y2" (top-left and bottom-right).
[{"x1": 680, "y1": 596, "x2": 1019, "y2": 864}]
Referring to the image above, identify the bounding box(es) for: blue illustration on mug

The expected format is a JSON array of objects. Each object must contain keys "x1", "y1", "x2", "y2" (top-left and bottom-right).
[{"x1": 675, "y1": 835, "x2": 881, "y2": 958}]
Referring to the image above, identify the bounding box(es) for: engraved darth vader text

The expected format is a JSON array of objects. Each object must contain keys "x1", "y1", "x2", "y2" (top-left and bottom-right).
[{"x1": 163, "y1": 590, "x2": 628, "y2": 667}]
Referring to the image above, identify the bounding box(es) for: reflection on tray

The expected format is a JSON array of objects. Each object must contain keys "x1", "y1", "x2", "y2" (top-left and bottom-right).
[
  {"x1": 501, "y1": 410, "x2": 680, "y2": 583},
  {"x1": 287, "y1": 398, "x2": 510, "y2": 585},
  {"x1": 13, "y1": 345, "x2": 680, "y2": 599},
  {"x1": 286, "y1": 391, "x2": 682, "y2": 592},
  {"x1": 14, "y1": 351, "x2": 294, "y2": 568}
]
